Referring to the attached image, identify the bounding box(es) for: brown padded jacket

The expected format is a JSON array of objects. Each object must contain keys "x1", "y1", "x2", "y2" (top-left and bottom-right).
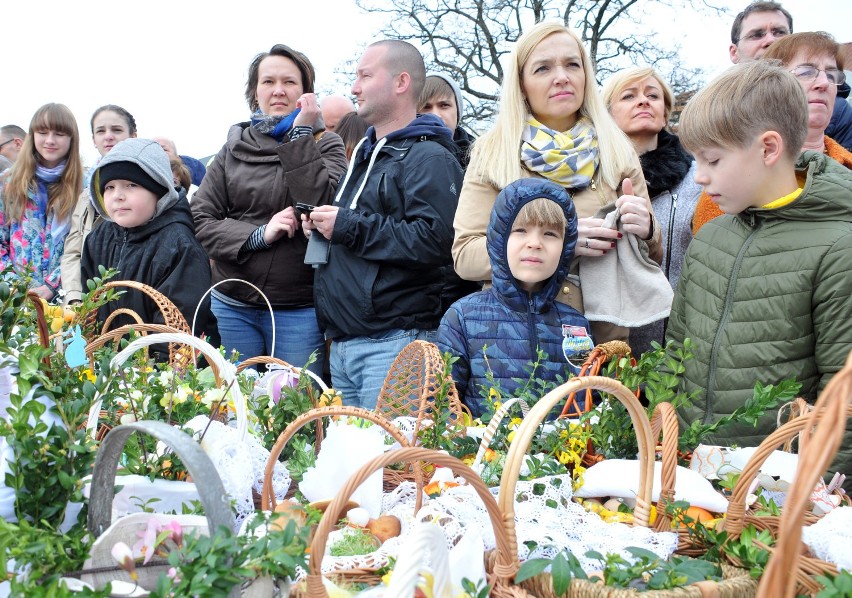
[{"x1": 192, "y1": 123, "x2": 347, "y2": 307}]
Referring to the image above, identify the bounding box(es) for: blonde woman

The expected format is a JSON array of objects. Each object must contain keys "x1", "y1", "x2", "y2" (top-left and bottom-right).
[
  {"x1": 602, "y1": 67, "x2": 702, "y2": 355},
  {"x1": 453, "y1": 21, "x2": 662, "y2": 343}
]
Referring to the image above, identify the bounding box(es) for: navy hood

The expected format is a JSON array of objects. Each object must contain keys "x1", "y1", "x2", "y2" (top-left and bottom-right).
[
  {"x1": 359, "y1": 113, "x2": 453, "y2": 159},
  {"x1": 487, "y1": 178, "x2": 578, "y2": 313}
]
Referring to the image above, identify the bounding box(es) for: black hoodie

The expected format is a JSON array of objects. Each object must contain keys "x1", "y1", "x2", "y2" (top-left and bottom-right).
[{"x1": 314, "y1": 114, "x2": 465, "y2": 339}]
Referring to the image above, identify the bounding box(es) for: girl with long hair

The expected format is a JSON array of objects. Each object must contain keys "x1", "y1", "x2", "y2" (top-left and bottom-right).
[{"x1": 0, "y1": 103, "x2": 83, "y2": 300}]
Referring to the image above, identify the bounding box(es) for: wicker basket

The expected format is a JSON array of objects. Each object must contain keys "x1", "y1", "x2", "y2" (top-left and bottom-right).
[
  {"x1": 291, "y1": 446, "x2": 520, "y2": 597},
  {"x1": 375, "y1": 340, "x2": 465, "y2": 440},
  {"x1": 559, "y1": 340, "x2": 637, "y2": 419},
  {"x1": 85, "y1": 331, "x2": 247, "y2": 441},
  {"x1": 260, "y1": 406, "x2": 417, "y2": 510},
  {"x1": 758, "y1": 351, "x2": 852, "y2": 598},
  {"x1": 83, "y1": 280, "x2": 190, "y2": 331},
  {"x1": 76, "y1": 420, "x2": 237, "y2": 596},
  {"x1": 490, "y1": 376, "x2": 756, "y2": 598}
]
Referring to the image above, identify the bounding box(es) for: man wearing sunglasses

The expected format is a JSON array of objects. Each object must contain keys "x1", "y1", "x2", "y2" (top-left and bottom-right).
[
  {"x1": 0, "y1": 124, "x2": 25, "y2": 172},
  {"x1": 728, "y1": 1, "x2": 852, "y2": 151}
]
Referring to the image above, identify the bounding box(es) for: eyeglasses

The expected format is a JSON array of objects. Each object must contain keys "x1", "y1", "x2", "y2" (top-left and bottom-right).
[
  {"x1": 0, "y1": 139, "x2": 14, "y2": 150},
  {"x1": 790, "y1": 65, "x2": 847, "y2": 86},
  {"x1": 738, "y1": 27, "x2": 790, "y2": 43}
]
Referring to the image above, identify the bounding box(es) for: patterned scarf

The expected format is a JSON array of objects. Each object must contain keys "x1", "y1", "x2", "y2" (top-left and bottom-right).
[
  {"x1": 34, "y1": 161, "x2": 71, "y2": 240},
  {"x1": 520, "y1": 117, "x2": 599, "y2": 189},
  {"x1": 250, "y1": 108, "x2": 302, "y2": 143}
]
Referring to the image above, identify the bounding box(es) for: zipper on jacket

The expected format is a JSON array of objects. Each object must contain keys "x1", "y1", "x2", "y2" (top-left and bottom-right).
[
  {"x1": 705, "y1": 222, "x2": 762, "y2": 423},
  {"x1": 116, "y1": 229, "x2": 128, "y2": 274},
  {"x1": 665, "y1": 193, "x2": 678, "y2": 280},
  {"x1": 527, "y1": 297, "x2": 541, "y2": 360}
]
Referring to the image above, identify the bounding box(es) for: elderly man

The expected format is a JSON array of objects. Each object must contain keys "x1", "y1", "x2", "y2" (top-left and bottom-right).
[{"x1": 0, "y1": 125, "x2": 25, "y2": 171}]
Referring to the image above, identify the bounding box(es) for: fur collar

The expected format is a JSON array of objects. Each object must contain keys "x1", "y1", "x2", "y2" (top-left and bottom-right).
[{"x1": 639, "y1": 130, "x2": 693, "y2": 198}]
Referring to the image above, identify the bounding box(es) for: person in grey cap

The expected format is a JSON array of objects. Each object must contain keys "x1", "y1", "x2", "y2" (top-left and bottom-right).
[
  {"x1": 419, "y1": 72, "x2": 481, "y2": 309},
  {"x1": 81, "y1": 138, "x2": 218, "y2": 354},
  {"x1": 419, "y1": 72, "x2": 477, "y2": 169}
]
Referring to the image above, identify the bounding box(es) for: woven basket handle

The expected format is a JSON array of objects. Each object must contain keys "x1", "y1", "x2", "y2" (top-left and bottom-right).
[
  {"x1": 758, "y1": 351, "x2": 852, "y2": 598},
  {"x1": 721, "y1": 404, "x2": 852, "y2": 539},
  {"x1": 85, "y1": 323, "x2": 196, "y2": 373},
  {"x1": 26, "y1": 291, "x2": 52, "y2": 366},
  {"x1": 498, "y1": 376, "x2": 656, "y2": 562},
  {"x1": 471, "y1": 397, "x2": 530, "y2": 473},
  {"x1": 86, "y1": 332, "x2": 246, "y2": 440},
  {"x1": 87, "y1": 420, "x2": 235, "y2": 538},
  {"x1": 304, "y1": 447, "x2": 518, "y2": 598},
  {"x1": 261, "y1": 406, "x2": 412, "y2": 511},
  {"x1": 650, "y1": 402, "x2": 680, "y2": 531},
  {"x1": 559, "y1": 340, "x2": 636, "y2": 418}
]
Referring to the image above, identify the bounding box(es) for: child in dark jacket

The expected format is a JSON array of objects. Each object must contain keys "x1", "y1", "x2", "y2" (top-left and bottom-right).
[
  {"x1": 81, "y1": 138, "x2": 217, "y2": 353},
  {"x1": 437, "y1": 178, "x2": 593, "y2": 418}
]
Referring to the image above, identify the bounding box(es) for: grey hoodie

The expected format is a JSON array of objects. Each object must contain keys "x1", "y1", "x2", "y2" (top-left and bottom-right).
[{"x1": 90, "y1": 138, "x2": 180, "y2": 223}]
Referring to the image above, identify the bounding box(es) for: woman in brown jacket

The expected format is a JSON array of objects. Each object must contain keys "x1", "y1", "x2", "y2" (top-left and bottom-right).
[
  {"x1": 192, "y1": 44, "x2": 347, "y2": 375},
  {"x1": 452, "y1": 22, "x2": 663, "y2": 344}
]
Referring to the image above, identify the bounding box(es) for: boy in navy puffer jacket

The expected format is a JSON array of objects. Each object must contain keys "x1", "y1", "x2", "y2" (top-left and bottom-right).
[{"x1": 437, "y1": 178, "x2": 593, "y2": 418}]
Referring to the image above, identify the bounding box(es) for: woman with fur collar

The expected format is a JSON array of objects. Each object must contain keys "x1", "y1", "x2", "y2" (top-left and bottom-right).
[{"x1": 602, "y1": 67, "x2": 702, "y2": 356}]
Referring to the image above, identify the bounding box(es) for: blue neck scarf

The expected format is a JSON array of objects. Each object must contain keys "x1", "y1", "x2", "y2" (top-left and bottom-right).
[
  {"x1": 34, "y1": 161, "x2": 66, "y2": 208},
  {"x1": 250, "y1": 108, "x2": 302, "y2": 143}
]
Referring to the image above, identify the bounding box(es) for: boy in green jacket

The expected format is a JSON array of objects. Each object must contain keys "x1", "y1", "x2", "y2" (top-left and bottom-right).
[{"x1": 667, "y1": 60, "x2": 852, "y2": 488}]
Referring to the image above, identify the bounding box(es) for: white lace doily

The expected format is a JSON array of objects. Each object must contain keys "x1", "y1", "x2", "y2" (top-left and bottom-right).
[{"x1": 803, "y1": 505, "x2": 852, "y2": 571}]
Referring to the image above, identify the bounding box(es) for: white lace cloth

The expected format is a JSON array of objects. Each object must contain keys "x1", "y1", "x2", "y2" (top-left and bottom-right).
[
  {"x1": 299, "y1": 473, "x2": 677, "y2": 579},
  {"x1": 802, "y1": 506, "x2": 852, "y2": 571}
]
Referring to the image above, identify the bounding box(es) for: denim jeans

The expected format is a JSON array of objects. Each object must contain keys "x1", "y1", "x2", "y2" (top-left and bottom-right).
[
  {"x1": 211, "y1": 296, "x2": 325, "y2": 377},
  {"x1": 330, "y1": 328, "x2": 437, "y2": 410}
]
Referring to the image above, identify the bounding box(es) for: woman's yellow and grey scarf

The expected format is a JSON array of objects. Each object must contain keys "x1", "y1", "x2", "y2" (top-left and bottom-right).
[{"x1": 520, "y1": 117, "x2": 599, "y2": 189}]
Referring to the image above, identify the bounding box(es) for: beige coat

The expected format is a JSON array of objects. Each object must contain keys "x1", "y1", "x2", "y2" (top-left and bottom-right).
[
  {"x1": 60, "y1": 190, "x2": 98, "y2": 305},
  {"x1": 452, "y1": 160, "x2": 662, "y2": 343}
]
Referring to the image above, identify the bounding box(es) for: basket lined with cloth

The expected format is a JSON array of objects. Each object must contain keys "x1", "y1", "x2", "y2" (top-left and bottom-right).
[{"x1": 487, "y1": 375, "x2": 756, "y2": 598}]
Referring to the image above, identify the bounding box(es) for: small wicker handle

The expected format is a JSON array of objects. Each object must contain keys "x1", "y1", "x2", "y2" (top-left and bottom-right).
[
  {"x1": 261, "y1": 406, "x2": 413, "y2": 511},
  {"x1": 649, "y1": 402, "x2": 681, "y2": 532},
  {"x1": 498, "y1": 375, "x2": 657, "y2": 563},
  {"x1": 236, "y1": 355, "x2": 329, "y2": 392},
  {"x1": 85, "y1": 323, "x2": 197, "y2": 372},
  {"x1": 86, "y1": 332, "x2": 246, "y2": 440},
  {"x1": 83, "y1": 280, "x2": 190, "y2": 334},
  {"x1": 304, "y1": 446, "x2": 519, "y2": 598},
  {"x1": 471, "y1": 397, "x2": 530, "y2": 474}
]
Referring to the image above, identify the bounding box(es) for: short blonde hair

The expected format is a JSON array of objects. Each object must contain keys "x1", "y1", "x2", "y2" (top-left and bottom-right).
[
  {"x1": 468, "y1": 21, "x2": 637, "y2": 190},
  {"x1": 601, "y1": 67, "x2": 675, "y2": 122},
  {"x1": 514, "y1": 197, "x2": 567, "y2": 234},
  {"x1": 679, "y1": 61, "x2": 807, "y2": 158}
]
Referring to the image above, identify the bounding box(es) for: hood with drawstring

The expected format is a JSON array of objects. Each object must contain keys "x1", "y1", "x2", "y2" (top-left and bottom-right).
[{"x1": 90, "y1": 138, "x2": 180, "y2": 223}]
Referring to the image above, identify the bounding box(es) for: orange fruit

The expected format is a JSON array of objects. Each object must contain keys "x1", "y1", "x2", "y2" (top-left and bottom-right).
[{"x1": 673, "y1": 505, "x2": 715, "y2": 529}]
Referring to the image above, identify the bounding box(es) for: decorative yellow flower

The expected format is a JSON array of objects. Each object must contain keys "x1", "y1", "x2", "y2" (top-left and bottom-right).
[{"x1": 79, "y1": 369, "x2": 96, "y2": 382}]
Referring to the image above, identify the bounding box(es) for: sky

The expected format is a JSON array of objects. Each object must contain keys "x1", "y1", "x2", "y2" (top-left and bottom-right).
[{"x1": 5, "y1": 0, "x2": 851, "y2": 167}]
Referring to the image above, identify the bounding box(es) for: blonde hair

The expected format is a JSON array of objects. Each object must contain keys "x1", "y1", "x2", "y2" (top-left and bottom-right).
[
  {"x1": 601, "y1": 66, "x2": 675, "y2": 122},
  {"x1": 468, "y1": 21, "x2": 637, "y2": 190},
  {"x1": 514, "y1": 197, "x2": 567, "y2": 233},
  {"x1": 679, "y1": 61, "x2": 807, "y2": 159},
  {"x1": 5, "y1": 103, "x2": 82, "y2": 223}
]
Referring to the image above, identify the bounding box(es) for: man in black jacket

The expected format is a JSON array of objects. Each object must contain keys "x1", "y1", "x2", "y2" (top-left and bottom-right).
[{"x1": 304, "y1": 40, "x2": 464, "y2": 409}]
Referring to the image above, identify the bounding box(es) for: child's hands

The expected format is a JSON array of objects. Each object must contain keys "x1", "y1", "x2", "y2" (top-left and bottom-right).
[
  {"x1": 293, "y1": 93, "x2": 321, "y2": 128},
  {"x1": 264, "y1": 206, "x2": 299, "y2": 244},
  {"x1": 616, "y1": 178, "x2": 652, "y2": 240}
]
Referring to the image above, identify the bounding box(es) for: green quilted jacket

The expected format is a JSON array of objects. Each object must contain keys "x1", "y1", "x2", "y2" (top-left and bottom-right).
[{"x1": 667, "y1": 151, "x2": 852, "y2": 485}]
